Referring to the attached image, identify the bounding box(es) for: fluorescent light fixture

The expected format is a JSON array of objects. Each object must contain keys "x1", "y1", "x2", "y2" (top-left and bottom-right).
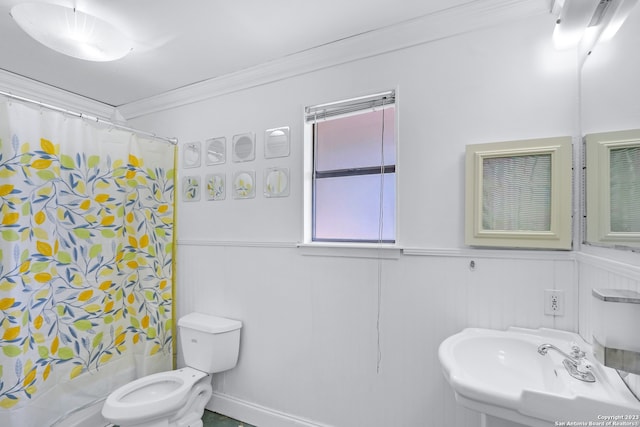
[
  {"x1": 552, "y1": 0, "x2": 600, "y2": 49},
  {"x1": 11, "y1": 3, "x2": 132, "y2": 62},
  {"x1": 552, "y1": 0, "x2": 639, "y2": 50},
  {"x1": 599, "y1": 0, "x2": 639, "y2": 41}
]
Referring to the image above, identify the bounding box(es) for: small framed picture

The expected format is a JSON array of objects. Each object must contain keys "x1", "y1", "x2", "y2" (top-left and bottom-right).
[
  {"x1": 182, "y1": 176, "x2": 201, "y2": 201},
  {"x1": 205, "y1": 137, "x2": 226, "y2": 165},
  {"x1": 264, "y1": 167, "x2": 289, "y2": 198},
  {"x1": 183, "y1": 141, "x2": 201, "y2": 168},
  {"x1": 206, "y1": 173, "x2": 226, "y2": 201},
  {"x1": 264, "y1": 127, "x2": 290, "y2": 158},
  {"x1": 233, "y1": 170, "x2": 255, "y2": 199},
  {"x1": 232, "y1": 133, "x2": 255, "y2": 162}
]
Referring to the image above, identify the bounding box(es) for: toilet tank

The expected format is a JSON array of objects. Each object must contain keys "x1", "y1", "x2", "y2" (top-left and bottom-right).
[{"x1": 178, "y1": 313, "x2": 242, "y2": 373}]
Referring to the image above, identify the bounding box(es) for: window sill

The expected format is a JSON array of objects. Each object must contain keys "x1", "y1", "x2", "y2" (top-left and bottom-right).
[{"x1": 297, "y1": 242, "x2": 401, "y2": 259}]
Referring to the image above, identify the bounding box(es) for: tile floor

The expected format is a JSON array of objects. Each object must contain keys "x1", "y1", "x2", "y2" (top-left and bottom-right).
[{"x1": 202, "y1": 410, "x2": 256, "y2": 427}]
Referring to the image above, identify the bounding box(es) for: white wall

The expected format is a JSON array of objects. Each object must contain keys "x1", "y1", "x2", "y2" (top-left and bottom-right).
[
  {"x1": 135, "y1": 10, "x2": 577, "y2": 250},
  {"x1": 131, "y1": 10, "x2": 584, "y2": 427}
]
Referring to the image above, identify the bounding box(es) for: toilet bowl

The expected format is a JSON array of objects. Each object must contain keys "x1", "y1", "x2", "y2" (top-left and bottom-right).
[
  {"x1": 102, "y1": 313, "x2": 242, "y2": 427},
  {"x1": 102, "y1": 367, "x2": 209, "y2": 426}
]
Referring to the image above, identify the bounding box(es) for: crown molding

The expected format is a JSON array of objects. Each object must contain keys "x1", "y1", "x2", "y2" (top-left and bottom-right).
[
  {"x1": 0, "y1": 69, "x2": 116, "y2": 119},
  {"x1": 118, "y1": 0, "x2": 548, "y2": 120}
]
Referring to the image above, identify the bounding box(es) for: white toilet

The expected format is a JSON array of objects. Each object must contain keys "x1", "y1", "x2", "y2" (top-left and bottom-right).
[{"x1": 102, "y1": 313, "x2": 242, "y2": 427}]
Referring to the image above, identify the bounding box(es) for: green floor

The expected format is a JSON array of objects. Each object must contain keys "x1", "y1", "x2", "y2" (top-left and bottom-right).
[{"x1": 202, "y1": 410, "x2": 256, "y2": 427}]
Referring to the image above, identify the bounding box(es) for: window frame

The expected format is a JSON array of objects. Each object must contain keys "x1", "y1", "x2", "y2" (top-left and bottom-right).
[
  {"x1": 585, "y1": 129, "x2": 640, "y2": 247},
  {"x1": 465, "y1": 136, "x2": 573, "y2": 250},
  {"x1": 303, "y1": 92, "x2": 398, "y2": 246}
]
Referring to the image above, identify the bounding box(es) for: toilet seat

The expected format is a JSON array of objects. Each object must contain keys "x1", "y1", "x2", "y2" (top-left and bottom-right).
[{"x1": 102, "y1": 367, "x2": 208, "y2": 425}]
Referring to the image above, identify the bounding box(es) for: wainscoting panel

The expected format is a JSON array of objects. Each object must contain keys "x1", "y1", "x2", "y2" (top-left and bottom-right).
[{"x1": 176, "y1": 242, "x2": 575, "y2": 427}]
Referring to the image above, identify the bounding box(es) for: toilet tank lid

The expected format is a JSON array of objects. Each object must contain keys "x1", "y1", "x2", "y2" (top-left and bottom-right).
[{"x1": 178, "y1": 313, "x2": 242, "y2": 333}]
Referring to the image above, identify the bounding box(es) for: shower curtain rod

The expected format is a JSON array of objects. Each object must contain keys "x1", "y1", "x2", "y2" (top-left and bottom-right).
[{"x1": 0, "y1": 89, "x2": 178, "y2": 145}]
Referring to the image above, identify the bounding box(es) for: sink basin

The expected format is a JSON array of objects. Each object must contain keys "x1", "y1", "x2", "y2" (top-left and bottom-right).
[{"x1": 439, "y1": 327, "x2": 640, "y2": 427}]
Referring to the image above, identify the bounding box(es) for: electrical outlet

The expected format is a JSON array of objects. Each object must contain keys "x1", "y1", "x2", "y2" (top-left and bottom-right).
[{"x1": 544, "y1": 289, "x2": 564, "y2": 316}]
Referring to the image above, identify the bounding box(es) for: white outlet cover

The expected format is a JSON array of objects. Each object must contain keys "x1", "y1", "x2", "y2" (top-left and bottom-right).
[{"x1": 544, "y1": 289, "x2": 565, "y2": 316}]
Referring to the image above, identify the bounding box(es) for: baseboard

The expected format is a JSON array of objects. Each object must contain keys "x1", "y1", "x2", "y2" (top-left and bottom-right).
[{"x1": 207, "y1": 392, "x2": 333, "y2": 427}]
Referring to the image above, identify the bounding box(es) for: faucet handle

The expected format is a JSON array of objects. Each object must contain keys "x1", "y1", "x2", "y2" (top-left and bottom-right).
[
  {"x1": 570, "y1": 343, "x2": 585, "y2": 359},
  {"x1": 576, "y1": 358, "x2": 593, "y2": 374}
]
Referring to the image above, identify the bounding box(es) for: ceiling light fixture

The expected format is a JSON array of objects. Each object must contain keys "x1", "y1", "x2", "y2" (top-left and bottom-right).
[
  {"x1": 11, "y1": 2, "x2": 133, "y2": 62},
  {"x1": 552, "y1": 0, "x2": 601, "y2": 50},
  {"x1": 551, "y1": 0, "x2": 639, "y2": 51}
]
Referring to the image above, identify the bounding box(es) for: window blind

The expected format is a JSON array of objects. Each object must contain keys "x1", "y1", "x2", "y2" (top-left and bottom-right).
[
  {"x1": 610, "y1": 146, "x2": 640, "y2": 232},
  {"x1": 482, "y1": 154, "x2": 552, "y2": 232},
  {"x1": 305, "y1": 91, "x2": 395, "y2": 122}
]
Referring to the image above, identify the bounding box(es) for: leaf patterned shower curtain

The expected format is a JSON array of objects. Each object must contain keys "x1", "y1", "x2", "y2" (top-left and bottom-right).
[{"x1": 0, "y1": 100, "x2": 175, "y2": 427}]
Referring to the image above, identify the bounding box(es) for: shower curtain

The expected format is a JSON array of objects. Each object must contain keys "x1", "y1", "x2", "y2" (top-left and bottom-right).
[{"x1": 0, "y1": 100, "x2": 175, "y2": 427}]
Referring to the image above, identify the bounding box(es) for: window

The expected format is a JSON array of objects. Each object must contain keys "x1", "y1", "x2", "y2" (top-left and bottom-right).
[
  {"x1": 465, "y1": 136, "x2": 572, "y2": 249},
  {"x1": 586, "y1": 129, "x2": 640, "y2": 248},
  {"x1": 304, "y1": 91, "x2": 396, "y2": 244}
]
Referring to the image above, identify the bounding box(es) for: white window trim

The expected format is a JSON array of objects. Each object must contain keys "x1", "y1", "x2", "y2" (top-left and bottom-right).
[{"x1": 297, "y1": 242, "x2": 401, "y2": 259}]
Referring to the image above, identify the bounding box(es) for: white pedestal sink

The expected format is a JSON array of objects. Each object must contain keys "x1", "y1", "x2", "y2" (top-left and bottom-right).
[{"x1": 439, "y1": 327, "x2": 640, "y2": 427}]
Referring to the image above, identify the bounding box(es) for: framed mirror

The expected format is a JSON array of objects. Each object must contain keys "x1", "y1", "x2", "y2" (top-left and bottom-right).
[{"x1": 581, "y1": 5, "x2": 640, "y2": 250}]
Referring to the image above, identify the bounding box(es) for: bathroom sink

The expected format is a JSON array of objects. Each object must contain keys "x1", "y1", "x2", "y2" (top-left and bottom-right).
[{"x1": 439, "y1": 327, "x2": 640, "y2": 427}]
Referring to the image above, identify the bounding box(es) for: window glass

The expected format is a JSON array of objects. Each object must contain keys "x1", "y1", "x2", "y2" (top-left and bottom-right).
[
  {"x1": 610, "y1": 146, "x2": 640, "y2": 232},
  {"x1": 482, "y1": 154, "x2": 551, "y2": 231},
  {"x1": 315, "y1": 108, "x2": 396, "y2": 171},
  {"x1": 314, "y1": 174, "x2": 396, "y2": 242},
  {"x1": 308, "y1": 100, "x2": 396, "y2": 244}
]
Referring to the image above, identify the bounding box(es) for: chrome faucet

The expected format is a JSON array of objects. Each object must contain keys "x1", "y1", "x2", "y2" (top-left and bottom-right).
[
  {"x1": 537, "y1": 343, "x2": 596, "y2": 382},
  {"x1": 538, "y1": 343, "x2": 583, "y2": 362}
]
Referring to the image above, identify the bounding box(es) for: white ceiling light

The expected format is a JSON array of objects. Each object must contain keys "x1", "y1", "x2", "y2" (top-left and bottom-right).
[{"x1": 11, "y1": 3, "x2": 133, "y2": 62}]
